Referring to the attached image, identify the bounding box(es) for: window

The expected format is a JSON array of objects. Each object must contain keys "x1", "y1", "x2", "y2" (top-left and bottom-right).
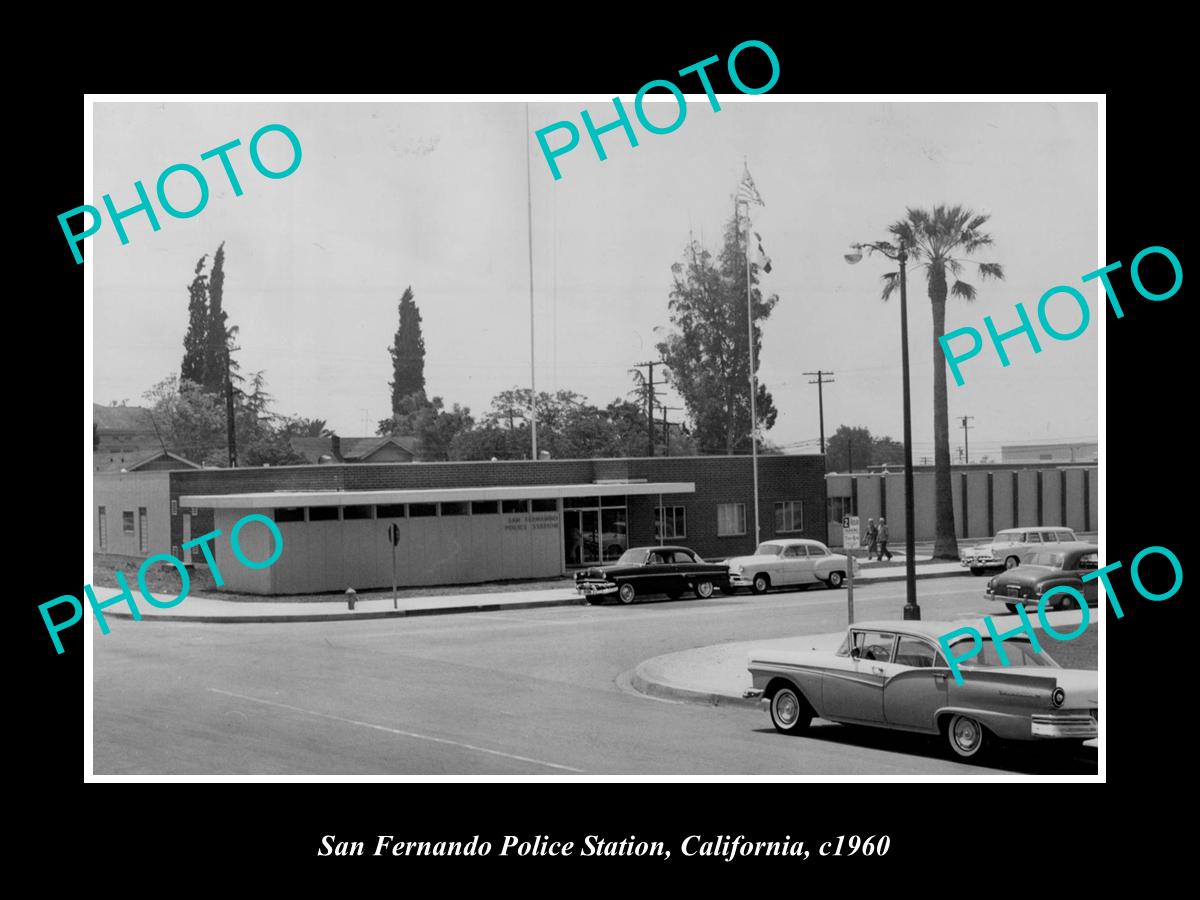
[
  {"x1": 717, "y1": 503, "x2": 746, "y2": 537},
  {"x1": 1076, "y1": 552, "x2": 1099, "y2": 571},
  {"x1": 564, "y1": 496, "x2": 599, "y2": 509},
  {"x1": 852, "y1": 631, "x2": 895, "y2": 663},
  {"x1": 122, "y1": 511, "x2": 135, "y2": 534},
  {"x1": 531, "y1": 498, "x2": 558, "y2": 512},
  {"x1": 782, "y1": 545, "x2": 806, "y2": 558},
  {"x1": 170, "y1": 499, "x2": 179, "y2": 516},
  {"x1": 138, "y1": 507, "x2": 148, "y2": 552},
  {"x1": 471, "y1": 501, "x2": 499, "y2": 515},
  {"x1": 377, "y1": 504, "x2": 406, "y2": 519},
  {"x1": 754, "y1": 543, "x2": 784, "y2": 556},
  {"x1": 894, "y1": 638, "x2": 937, "y2": 668},
  {"x1": 343, "y1": 505, "x2": 374, "y2": 520},
  {"x1": 601, "y1": 495, "x2": 625, "y2": 507},
  {"x1": 501, "y1": 499, "x2": 529, "y2": 514},
  {"x1": 647, "y1": 550, "x2": 671, "y2": 566},
  {"x1": 440, "y1": 502, "x2": 469, "y2": 516},
  {"x1": 655, "y1": 506, "x2": 686, "y2": 539},
  {"x1": 275, "y1": 507, "x2": 305, "y2": 523},
  {"x1": 1055, "y1": 530, "x2": 1076, "y2": 542},
  {"x1": 98, "y1": 507, "x2": 107, "y2": 550},
  {"x1": 774, "y1": 501, "x2": 803, "y2": 533},
  {"x1": 409, "y1": 503, "x2": 437, "y2": 517},
  {"x1": 949, "y1": 637, "x2": 1054, "y2": 668},
  {"x1": 1027, "y1": 532, "x2": 1042, "y2": 543},
  {"x1": 308, "y1": 507, "x2": 339, "y2": 521}
]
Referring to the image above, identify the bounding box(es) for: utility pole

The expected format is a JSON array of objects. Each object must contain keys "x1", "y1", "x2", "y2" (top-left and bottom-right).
[
  {"x1": 958, "y1": 415, "x2": 975, "y2": 464},
  {"x1": 224, "y1": 350, "x2": 237, "y2": 468},
  {"x1": 804, "y1": 370, "x2": 835, "y2": 454},
  {"x1": 632, "y1": 360, "x2": 664, "y2": 456}
]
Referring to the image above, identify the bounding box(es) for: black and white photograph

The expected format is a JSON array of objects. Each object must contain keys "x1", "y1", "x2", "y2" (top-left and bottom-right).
[{"x1": 83, "y1": 95, "x2": 1101, "y2": 778}]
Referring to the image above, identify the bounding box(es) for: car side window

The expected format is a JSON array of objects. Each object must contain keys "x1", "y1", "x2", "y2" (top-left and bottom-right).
[
  {"x1": 894, "y1": 638, "x2": 936, "y2": 668},
  {"x1": 1027, "y1": 532, "x2": 1042, "y2": 543},
  {"x1": 648, "y1": 552, "x2": 666, "y2": 565},
  {"x1": 1077, "y1": 552, "x2": 1098, "y2": 571},
  {"x1": 783, "y1": 546, "x2": 804, "y2": 558},
  {"x1": 853, "y1": 631, "x2": 895, "y2": 663}
]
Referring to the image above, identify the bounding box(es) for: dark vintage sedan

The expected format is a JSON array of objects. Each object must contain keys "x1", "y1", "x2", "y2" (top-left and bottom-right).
[
  {"x1": 574, "y1": 546, "x2": 730, "y2": 605},
  {"x1": 985, "y1": 543, "x2": 1099, "y2": 613}
]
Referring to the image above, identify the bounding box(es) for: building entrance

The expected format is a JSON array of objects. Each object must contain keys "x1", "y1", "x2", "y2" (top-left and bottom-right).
[{"x1": 563, "y1": 496, "x2": 627, "y2": 566}]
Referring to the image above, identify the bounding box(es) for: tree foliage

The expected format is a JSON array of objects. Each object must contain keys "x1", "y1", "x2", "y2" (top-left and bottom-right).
[
  {"x1": 180, "y1": 254, "x2": 209, "y2": 385},
  {"x1": 389, "y1": 287, "x2": 426, "y2": 414},
  {"x1": 825, "y1": 425, "x2": 906, "y2": 472},
  {"x1": 657, "y1": 213, "x2": 778, "y2": 454}
]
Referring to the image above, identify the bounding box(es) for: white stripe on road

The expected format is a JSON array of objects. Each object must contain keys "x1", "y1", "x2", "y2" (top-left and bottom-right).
[{"x1": 207, "y1": 688, "x2": 584, "y2": 773}]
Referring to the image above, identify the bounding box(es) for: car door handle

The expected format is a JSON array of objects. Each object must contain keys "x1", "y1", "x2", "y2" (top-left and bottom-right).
[{"x1": 934, "y1": 672, "x2": 947, "y2": 682}]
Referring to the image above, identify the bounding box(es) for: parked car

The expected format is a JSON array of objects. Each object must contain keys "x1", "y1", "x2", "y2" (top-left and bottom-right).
[
  {"x1": 745, "y1": 620, "x2": 1097, "y2": 761},
  {"x1": 725, "y1": 539, "x2": 857, "y2": 594},
  {"x1": 985, "y1": 543, "x2": 1099, "y2": 613},
  {"x1": 574, "y1": 546, "x2": 730, "y2": 605},
  {"x1": 960, "y1": 526, "x2": 1080, "y2": 574}
]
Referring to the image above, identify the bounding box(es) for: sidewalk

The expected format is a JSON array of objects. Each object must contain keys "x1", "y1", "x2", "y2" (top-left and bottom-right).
[{"x1": 92, "y1": 559, "x2": 971, "y2": 624}]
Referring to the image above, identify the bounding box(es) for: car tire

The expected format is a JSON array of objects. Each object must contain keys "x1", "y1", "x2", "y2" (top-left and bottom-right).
[
  {"x1": 1005, "y1": 602, "x2": 1021, "y2": 614},
  {"x1": 769, "y1": 686, "x2": 812, "y2": 735},
  {"x1": 694, "y1": 579, "x2": 715, "y2": 599},
  {"x1": 827, "y1": 571, "x2": 845, "y2": 589},
  {"x1": 1055, "y1": 592, "x2": 1077, "y2": 611},
  {"x1": 617, "y1": 582, "x2": 636, "y2": 605},
  {"x1": 751, "y1": 574, "x2": 770, "y2": 595},
  {"x1": 945, "y1": 714, "x2": 989, "y2": 760},
  {"x1": 1005, "y1": 556, "x2": 1020, "y2": 570}
]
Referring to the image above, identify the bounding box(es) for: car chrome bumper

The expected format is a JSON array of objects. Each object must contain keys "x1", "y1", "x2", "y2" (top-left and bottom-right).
[
  {"x1": 729, "y1": 575, "x2": 751, "y2": 587},
  {"x1": 1031, "y1": 714, "x2": 1098, "y2": 739},
  {"x1": 576, "y1": 582, "x2": 618, "y2": 596},
  {"x1": 985, "y1": 591, "x2": 1039, "y2": 605},
  {"x1": 742, "y1": 688, "x2": 764, "y2": 700},
  {"x1": 962, "y1": 557, "x2": 998, "y2": 567}
]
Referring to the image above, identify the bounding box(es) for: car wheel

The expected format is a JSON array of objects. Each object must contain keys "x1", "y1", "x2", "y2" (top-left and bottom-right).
[
  {"x1": 827, "y1": 571, "x2": 845, "y2": 589},
  {"x1": 694, "y1": 579, "x2": 715, "y2": 599},
  {"x1": 617, "y1": 582, "x2": 636, "y2": 605},
  {"x1": 1005, "y1": 556, "x2": 1020, "y2": 570},
  {"x1": 1005, "y1": 602, "x2": 1021, "y2": 614},
  {"x1": 946, "y1": 714, "x2": 988, "y2": 760},
  {"x1": 1055, "y1": 592, "x2": 1076, "y2": 611},
  {"x1": 769, "y1": 686, "x2": 812, "y2": 735},
  {"x1": 751, "y1": 574, "x2": 770, "y2": 595}
]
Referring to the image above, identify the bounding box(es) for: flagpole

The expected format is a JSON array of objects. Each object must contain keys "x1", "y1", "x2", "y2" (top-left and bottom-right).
[
  {"x1": 525, "y1": 103, "x2": 538, "y2": 460},
  {"x1": 742, "y1": 181, "x2": 761, "y2": 547}
]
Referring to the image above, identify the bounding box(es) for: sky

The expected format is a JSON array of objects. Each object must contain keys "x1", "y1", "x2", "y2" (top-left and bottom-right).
[{"x1": 91, "y1": 99, "x2": 1098, "y2": 460}]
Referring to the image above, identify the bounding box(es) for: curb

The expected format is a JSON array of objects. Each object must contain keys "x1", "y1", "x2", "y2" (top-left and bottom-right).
[
  {"x1": 628, "y1": 662, "x2": 760, "y2": 709},
  {"x1": 851, "y1": 569, "x2": 966, "y2": 586},
  {"x1": 105, "y1": 594, "x2": 589, "y2": 624}
]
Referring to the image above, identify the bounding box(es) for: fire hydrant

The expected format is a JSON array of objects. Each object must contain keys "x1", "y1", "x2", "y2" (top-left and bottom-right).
[{"x1": 345, "y1": 588, "x2": 357, "y2": 611}]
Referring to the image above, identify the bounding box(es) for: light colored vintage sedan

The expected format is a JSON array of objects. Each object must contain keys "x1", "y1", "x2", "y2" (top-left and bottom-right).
[
  {"x1": 745, "y1": 620, "x2": 1097, "y2": 760},
  {"x1": 960, "y1": 526, "x2": 1079, "y2": 574},
  {"x1": 725, "y1": 539, "x2": 858, "y2": 594}
]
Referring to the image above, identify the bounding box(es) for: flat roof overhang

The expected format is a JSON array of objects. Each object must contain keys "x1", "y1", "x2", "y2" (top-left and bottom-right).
[{"x1": 180, "y1": 481, "x2": 696, "y2": 509}]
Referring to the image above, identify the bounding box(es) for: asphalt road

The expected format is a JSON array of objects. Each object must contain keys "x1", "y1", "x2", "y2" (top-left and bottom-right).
[{"x1": 92, "y1": 575, "x2": 1098, "y2": 775}]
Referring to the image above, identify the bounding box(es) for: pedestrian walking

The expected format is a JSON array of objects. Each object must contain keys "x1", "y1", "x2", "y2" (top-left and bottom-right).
[
  {"x1": 877, "y1": 517, "x2": 893, "y2": 561},
  {"x1": 865, "y1": 518, "x2": 878, "y2": 561}
]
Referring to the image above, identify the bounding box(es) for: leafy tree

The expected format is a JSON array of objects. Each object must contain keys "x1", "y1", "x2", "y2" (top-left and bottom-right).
[
  {"x1": 826, "y1": 425, "x2": 875, "y2": 472},
  {"x1": 657, "y1": 214, "x2": 778, "y2": 454},
  {"x1": 872, "y1": 435, "x2": 906, "y2": 467},
  {"x1": 180, "y1": 254, "x2": 209, "y2": 385},
  {"x1": 143, "y1": 376, "x2": 228, "y2": 466},
  {"x1": 388, "y1": 286, "x2": 426, "y2": 414},
  {"x1": 881, "y1": 205, "x2": 1004, "y2": 559}
]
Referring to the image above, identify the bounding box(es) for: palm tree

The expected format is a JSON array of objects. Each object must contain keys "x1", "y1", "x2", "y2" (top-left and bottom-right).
[{"x1": 880, "y1": 205, "x2": 1004, "y2": 560}]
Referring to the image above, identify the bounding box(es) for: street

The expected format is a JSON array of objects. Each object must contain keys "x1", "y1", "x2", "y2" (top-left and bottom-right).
[{"x1": 92, "y1": 575, "x2": 1098, "y2": 775}]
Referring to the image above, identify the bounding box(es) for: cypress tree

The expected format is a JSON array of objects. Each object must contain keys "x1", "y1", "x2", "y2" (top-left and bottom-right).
[
  {"x1": 203, "y1": 242, "x2": 230, "y2": 394},
  {"x1": 388, "y1": 286, "x2": 426, "y2": 415},
  {"x1": 180, "y1": 254, "x2": 209, "y2": 385}
]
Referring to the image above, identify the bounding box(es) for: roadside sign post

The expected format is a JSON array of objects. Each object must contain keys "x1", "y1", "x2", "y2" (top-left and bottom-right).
[
  {"x1": 843, "y1": 515, "x2": 860, "y2": 624},
  {"x1": 387, "y1": 523, "x2": 400, "y2": 610}
]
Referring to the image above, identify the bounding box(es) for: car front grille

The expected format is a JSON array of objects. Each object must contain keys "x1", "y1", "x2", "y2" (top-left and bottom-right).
[{"x1": 1006, "y1": 585, "x2": 1021, "y2": 597}]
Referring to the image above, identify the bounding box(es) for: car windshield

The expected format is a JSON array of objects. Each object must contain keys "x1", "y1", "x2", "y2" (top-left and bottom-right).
[
  {"x1": 754, "y1": 544, "x2": 783, "y2": 556},
  {"x1": 993, "y1": 531, "x2": 1021, "y2": 544},
  {"x1": 952, "y1": 637, "x2": 1058, "y2": 668},
  {"x1": 616, "y1": 549, "x2": 648, "y2": 566}
]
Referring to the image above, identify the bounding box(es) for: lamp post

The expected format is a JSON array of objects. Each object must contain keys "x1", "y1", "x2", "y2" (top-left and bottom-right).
[{"x1": 845, "y1": 240, "x2": 919, "y2": 620}]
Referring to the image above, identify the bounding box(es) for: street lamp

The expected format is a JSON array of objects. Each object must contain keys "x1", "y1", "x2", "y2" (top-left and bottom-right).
[{"x1": 845, "y1": 240, "x2": 919, "y2": 620}]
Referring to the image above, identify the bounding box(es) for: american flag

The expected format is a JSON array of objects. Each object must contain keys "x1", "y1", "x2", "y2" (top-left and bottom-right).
[{"x1": 736, "y1": 165, "x2": 765, "y2": 207}]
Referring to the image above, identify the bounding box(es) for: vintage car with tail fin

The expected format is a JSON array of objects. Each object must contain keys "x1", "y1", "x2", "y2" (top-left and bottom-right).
[{"x1": 745, "y1": 620, "x2": 1097, "y2": 760}]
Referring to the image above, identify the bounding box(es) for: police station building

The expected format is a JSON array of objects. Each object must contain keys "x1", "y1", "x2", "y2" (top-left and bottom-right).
[{"x1": 93, "y1": 455, "x2": 827, "y2": 595}]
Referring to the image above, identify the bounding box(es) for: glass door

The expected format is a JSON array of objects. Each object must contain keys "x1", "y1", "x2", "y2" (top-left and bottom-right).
[{"x1": 564, "y1": 509, "x2": 602, "y2": 566}]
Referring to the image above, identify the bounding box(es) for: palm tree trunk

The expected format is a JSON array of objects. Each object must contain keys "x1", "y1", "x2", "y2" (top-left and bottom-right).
[{"x1": 929, "y1": 267, "x2": 959, "y2": 559}]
